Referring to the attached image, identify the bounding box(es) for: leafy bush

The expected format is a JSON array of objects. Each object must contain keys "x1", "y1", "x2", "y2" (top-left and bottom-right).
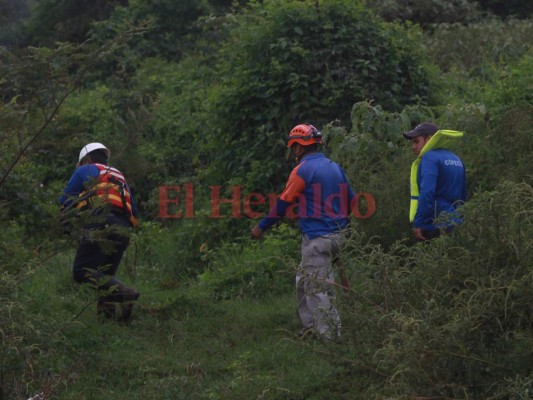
[
  {"x1": 0, "y1": 0, "x2": 30, "y2": 47},
  {"x1": 203, "y1": 0, "x2": 434, "y2": 193},
  {"x1": 326, "y1": 101, "x2": 438, "y2": 245},
  {"x1": 197, "y1": 224, "x2": 299, "y2": 300},
  {"x1": 0, "y1": 227, "x2": 72, "y2": 399},
  {"x1": 91, "y1": 0, "x2": 214, "y2": 62},
  {"x1": 365, "y1": 0, "x2": 482, "y2": 25},
  {"x1": 24, "y1": 0, "x2": 127, "y2": 46},
  {"x1": 476, "y1": 0, "x2": 533, "y2": 19},
  {"x1": 440, "y1": 54, "x2": 533, "y2": 190},
  {"x1": 132, "y1": 218, "x2": 231, "y2": 281},
  {"x1": 337, "y1": 180, "x2": 533, "y2": 398},
  {"x1": 426, "y1": 18, "x2": 533, "y2": 72}
]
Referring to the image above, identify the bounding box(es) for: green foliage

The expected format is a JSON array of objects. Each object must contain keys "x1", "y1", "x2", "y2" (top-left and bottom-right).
[
  {"x1": 0, "y1": 275, "x2": 42, "y2": 399},
  {"x1": 426, "y1": 18, "x2": 533, "y2": 72},
  {"x1": 0, "y1": 2, "x2": 532, "y2": 398},
  {"x1": 440, "y1": 54, "x2": 533, "y2": 190},
  {"x1": 132, "y1": 219, "x2": 222, "y2": 280},
  {"x1": 366, "y1": 0, "x2": 533, "y2": 24},
  {"x1": 0, "y1": 43, "x2": 101, "y2": 230},
  {"x1": 337, "y1": 180, "x2": 532, "y2": 398},
  {"x1": 476, "y1": 0, "x2": 533, "y2": 19},
  {"x1": 365, "y1": 0, "x2": 482, "y2": 25},
  {"x1": 129, "y1": 56, "x2": 216, "y2": 186},
  {"x1": 24, "y1": 0, "x2": 127, "y2": 46},
  {"x1": 197, "y1": 224, "x2": 299, "y2": 300},
  {"x1": 91, "y1": 0, "x2": 214, "y2": 62},
  {"x1": 0, "y1": 0, "x2": 30, "y2": 47},
  {"x1": 481, "y1": 54, "x2": 533, "y2": 113},
  {"x1": 204, "y1": 0, "x2": 434, "y2": 193},
  {"x1": 0, "y1": 233, "x2": 71, "y2": 399},
  {"x1": 326, "y1": 101, "x2": 436, "y2": 245}
]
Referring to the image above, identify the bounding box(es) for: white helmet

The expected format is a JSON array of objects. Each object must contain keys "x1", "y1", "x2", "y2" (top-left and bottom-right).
[{"x1": 78, "y1": 142, "x2": 110, "y2": 163}]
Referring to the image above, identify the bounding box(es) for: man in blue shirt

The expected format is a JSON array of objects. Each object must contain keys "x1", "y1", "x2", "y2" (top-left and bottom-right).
[
  {"x1": 403, "y1": 122, "x2": 467, "y2": 241},
  {"x1": 251, "y1": 124, "x2": 355, "y2": 340},
  {"x1": 61, "y1": 143, "x2": 140, "y2": 322}
]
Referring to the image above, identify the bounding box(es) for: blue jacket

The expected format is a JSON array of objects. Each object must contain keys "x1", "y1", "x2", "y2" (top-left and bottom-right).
[
  {"x1": 415, "y1": 149, "x2": 466, "y2": 230},
  {"x1": 259, "y1": 152, "x2": 355, "y2": 239}
]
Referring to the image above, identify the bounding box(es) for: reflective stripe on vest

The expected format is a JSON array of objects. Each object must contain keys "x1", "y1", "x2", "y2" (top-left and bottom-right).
[
  {"x1": 78, "y1": 163, "x2": 134, "y2": 218},
  {"x1": 409, "y1": 130, "x2": 464, "y2": 222}
]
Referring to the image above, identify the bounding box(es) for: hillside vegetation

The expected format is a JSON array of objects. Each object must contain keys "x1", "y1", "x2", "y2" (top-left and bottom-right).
[{"x1": 0, "y1": 0, "x2": 532, "y2": 398}]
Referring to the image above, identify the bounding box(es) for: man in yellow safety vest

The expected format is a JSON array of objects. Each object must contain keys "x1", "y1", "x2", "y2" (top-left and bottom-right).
[{"x1": 404, "y1": 122, "x2": 467, "y2": 241}]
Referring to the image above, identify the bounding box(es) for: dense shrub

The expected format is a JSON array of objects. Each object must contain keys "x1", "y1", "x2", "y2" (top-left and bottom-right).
[
  {"x1": 0, "y1": 224, "x2": 71, "y2": 399},
  {"x1": 365, "y1": 0, "x2": 482, "y2": 25},
  {"x1": 24, "y1": 0, "x2": 127, "y2": 46},
  {"x1": 202, "y1": 0, "x2": 435, "y2": 195},
  {"x1": 197, "y1": 224, "x2": 299, "y2": 300},
  {"x1": 1, "y1": 2, "x2": 531, "y2": 398},
  {"x1": 476, "y1": 0, "x2": 533, "y2": 19},
  {"x1": 441, "y1": 54, "x2": 533, "y2": 191},
  {"x1": 338, "y1": 180, "x2": 533, "y2": 398},
  {"x1": 425, "y1": 18, "x2": 533, "y2": 72},
  {"x1": 90, "y1": 0, "x2": 214, "y2": 62},
  {"x1": 327, "y1": 101, "x2": 439, "y2": 246},
  {"x1": 0, "y1": 0, "x2": 30, "y2": 47}
]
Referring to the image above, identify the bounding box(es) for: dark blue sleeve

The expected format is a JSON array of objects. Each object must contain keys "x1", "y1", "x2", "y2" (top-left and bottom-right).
[
  {"x1": 59, "y1": 165, "x2": 97, "y2": 208},
  {"x1": 462, "y1": 164, "x2": 467, "y2": 202},
  {"x1": 127, "y1": 183, "x2": 139, "y2": 218},
  {"x1": 414, "y1": 154, "x2": 438, "y2": 228},
  {"x1": 258, "y1": 198, "x2": 291, "y2": 231}
]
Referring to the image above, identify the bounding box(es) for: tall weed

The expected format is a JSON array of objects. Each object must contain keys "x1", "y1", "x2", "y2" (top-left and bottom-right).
[
  {"x1": 425, "y1": 18, "x2": 533, "y2": 72},
  {"x1": 197, "y1": 224, "x2": 299, "y2": 301},
  {"x1": 336, "y1": 180, "x2": 532, "y2": 398}
]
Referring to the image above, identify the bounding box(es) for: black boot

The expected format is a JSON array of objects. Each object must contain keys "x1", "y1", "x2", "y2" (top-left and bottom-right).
[
  {"x1": 111, "y1": 282, "x2": 140, "y2": 323},
  {"x1": 99, "y1": 279, "x2": 140, "y2": 322},
  {"x1": 102, "y1": 280, "x2": 140, "y2": 303},
  {"x1": 118, "y1": 302, "x2": 135, "y2": 323}
]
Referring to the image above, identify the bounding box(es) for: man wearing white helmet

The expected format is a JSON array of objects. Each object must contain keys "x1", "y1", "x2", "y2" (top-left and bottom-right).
[{"x1": 60, "y1": 143, "x2": 140, "y2": 322}]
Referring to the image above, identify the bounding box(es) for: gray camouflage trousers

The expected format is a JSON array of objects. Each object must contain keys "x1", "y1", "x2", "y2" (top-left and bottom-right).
[{"x1": 296, "y1": 232, "x2": 345, "y2": 339}]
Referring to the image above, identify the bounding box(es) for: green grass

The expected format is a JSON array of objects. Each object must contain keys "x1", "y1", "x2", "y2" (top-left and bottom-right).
[
  {"x1": 17, "y1": 252, "x2": 370, "y2": 400},
  {"x1": 13, "y1": 180, "x2": 532, "y2": 399}
]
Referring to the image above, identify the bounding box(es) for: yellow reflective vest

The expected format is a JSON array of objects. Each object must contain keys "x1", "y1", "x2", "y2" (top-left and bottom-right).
[{"x1": 409, "y1": 130, "x2": 464, "y2": 222}]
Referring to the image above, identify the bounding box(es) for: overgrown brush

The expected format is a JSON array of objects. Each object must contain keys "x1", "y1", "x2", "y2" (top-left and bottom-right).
[
  {"x1": 426, "y1": 19, "x2": 533, "y2": 72},
  {"x1": 337, "y1": 180, "x2": 532, "y2": 398},
  {"x1": 197, "y1": 224, "x2": 299, "y2": 301},
  {"x1": 0, "y1": 256, "x2": 68, "y2": 400}
]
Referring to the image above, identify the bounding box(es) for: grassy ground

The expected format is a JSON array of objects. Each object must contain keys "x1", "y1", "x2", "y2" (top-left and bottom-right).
[
  {"x1": 14, "y1": 182, "x2": 533, "y2": 399},
  {"x1": 19, "y1": 251, "x2": 371, "y2": 400}
]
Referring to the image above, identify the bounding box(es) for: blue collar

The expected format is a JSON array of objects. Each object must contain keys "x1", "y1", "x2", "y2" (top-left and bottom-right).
[{"x1": 300, "y1": 152, "x2": 324, "y2": 162}]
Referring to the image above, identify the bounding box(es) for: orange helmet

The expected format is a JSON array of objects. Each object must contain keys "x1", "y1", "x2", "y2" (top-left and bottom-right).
[{"x1": 287, "y1": 124, "x2": 323, "y2": 148}]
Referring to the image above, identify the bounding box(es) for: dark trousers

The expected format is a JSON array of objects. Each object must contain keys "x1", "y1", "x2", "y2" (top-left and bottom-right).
[{"x1": 73, "y1": 213, "x2": 131, "y2": 292}]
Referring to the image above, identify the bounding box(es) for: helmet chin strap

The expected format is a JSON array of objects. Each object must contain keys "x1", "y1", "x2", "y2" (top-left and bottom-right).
[{"x1": 291, "y1": 143, "x2": 317, "y2": 162}]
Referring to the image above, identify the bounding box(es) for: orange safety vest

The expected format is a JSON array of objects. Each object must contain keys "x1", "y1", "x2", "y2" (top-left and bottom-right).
[{"x1": 78, "y1": 163, "x2": 138, "y2": 226}]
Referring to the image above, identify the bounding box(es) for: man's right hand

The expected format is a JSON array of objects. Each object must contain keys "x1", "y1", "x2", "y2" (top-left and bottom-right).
[
  {"x1": 413, "y1": 227, "x2": 426, "y2": 241},
  {"x1": 250, "y1": 224, "x2": 264, "y2": 240}
]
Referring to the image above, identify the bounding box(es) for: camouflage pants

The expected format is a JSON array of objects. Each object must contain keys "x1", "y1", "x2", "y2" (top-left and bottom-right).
[{"x1": 296, "y1": 232, "x2": 345, "y2": 339}]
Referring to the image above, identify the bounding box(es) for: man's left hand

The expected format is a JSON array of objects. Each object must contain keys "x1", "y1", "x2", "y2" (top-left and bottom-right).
[{"x1": 251, "y1": 224, "x2": 264, "y2": 240}]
